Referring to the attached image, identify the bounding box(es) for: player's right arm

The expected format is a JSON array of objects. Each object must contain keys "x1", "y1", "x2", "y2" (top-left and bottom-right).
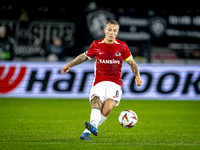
[{"x1": 61, "y1": 53, "x2": 88, "y2": 75}]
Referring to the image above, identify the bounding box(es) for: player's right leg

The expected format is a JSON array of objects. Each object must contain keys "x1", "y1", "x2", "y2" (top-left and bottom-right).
[
  {"x1": 80, "y1": 96, "x2": 102, "y2": 140},
  {"x1": 86, "y1": 96, "x2": 102, "y2": 136},
  {"x1": 80, "y1": 82, "x2": 106, "y2": 140}
]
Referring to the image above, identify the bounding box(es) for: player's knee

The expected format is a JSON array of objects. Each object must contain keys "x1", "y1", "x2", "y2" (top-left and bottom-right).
[
  {"x1": 91, "y1": 96, "x2": 102, "y2": 110},
  {"x1": 102, "y1": 105, "x2": 113, "y2": 116},
  {"x1": 92, "y1": 105, "x2": 102, "y2": 110}
]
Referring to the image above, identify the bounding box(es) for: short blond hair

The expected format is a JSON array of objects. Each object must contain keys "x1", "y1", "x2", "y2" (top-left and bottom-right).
[{"x1": 106, "y1": 19, "x2": 119, "y2": 27}]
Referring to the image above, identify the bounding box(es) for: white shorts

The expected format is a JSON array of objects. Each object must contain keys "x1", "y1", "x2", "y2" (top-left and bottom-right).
[{"x1": 89, "y1": 81, "x2": 122, "y2": 106}]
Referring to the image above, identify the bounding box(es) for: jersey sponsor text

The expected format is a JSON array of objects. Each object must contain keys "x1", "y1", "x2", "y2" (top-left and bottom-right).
[{"x1": 99, "y1": 59, "x2": 120, "y2": 64}]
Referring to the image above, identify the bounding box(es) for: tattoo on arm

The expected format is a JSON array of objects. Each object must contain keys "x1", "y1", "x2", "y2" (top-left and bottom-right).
[
  {"x1": 127, "y1": 59, "x2": 140, "y2": 77},
  {"x1": 69, "y1": 53, "x2": 88, "y2": 67}
]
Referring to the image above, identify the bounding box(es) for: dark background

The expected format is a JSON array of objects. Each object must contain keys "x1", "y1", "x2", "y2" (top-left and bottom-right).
[{"x1": 0, "y1": 2, "x2": 199, "y2": 62}]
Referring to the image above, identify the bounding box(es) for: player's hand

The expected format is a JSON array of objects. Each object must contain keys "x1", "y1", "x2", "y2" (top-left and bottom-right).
[
  {"x1": 135, "y1": 76, "x2": 142, "y2": 86},
  {"x1": 61, "y1": 64, "x2": 71, "y2": 75}
]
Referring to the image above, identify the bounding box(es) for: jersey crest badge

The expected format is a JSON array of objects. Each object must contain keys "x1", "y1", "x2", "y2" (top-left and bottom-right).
[{"x1": 115, "y1": 52, "x2": 121, "y2": 56}]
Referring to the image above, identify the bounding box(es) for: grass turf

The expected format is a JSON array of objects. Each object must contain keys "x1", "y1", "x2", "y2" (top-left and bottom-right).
[{"x1": 0, "y1": 98, "x2": 200, "y2": 150}]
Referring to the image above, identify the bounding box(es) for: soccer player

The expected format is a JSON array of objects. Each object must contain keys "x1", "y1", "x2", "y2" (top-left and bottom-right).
[{"x1": 61, "y1": 19, "x2": 142, "y2": 140}]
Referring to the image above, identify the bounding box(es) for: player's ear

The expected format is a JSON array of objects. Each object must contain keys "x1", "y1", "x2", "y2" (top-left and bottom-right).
[{"x1": 104, "y1": 23, "x2": 107, "y2": 34}]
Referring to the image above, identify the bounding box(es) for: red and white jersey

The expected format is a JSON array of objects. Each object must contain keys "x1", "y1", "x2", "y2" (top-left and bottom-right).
[{"x1": 84, "y1": 38, "x2": 132, "y2": 88}]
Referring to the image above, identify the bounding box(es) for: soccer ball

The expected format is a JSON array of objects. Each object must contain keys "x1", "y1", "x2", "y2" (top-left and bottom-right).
[{"x1": 118, "y1": 110, "x2": 138, "y2": 128}]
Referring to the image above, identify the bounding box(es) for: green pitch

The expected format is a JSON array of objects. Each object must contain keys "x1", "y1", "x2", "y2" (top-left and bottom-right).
[{"x1": 0, "y1": 98, "x2": 200, "y2": 150}]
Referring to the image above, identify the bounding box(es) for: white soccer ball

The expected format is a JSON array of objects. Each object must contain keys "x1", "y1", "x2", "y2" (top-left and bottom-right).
[{"x1": 118, "y1": 110, "x2": 138, "y2": 128}]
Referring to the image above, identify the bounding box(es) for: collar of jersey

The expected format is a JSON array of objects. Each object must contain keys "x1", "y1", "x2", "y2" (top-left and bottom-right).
[{"x1": 98, "y1": 39, "x2": 120, "y2": 44}]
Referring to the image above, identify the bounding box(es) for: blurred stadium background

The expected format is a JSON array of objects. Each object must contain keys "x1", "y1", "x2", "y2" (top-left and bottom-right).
[
  {"x1": 0, "y1": 3, "x2": 199, "y2": 99},
  {"x1": 0, "y1": 3, "x2": 200, "y2": 63}
]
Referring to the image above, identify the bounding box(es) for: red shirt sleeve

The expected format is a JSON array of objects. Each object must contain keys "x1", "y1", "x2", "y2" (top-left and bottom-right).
[
  {"x1": 84, "y1": 41, "x2": 96, "y2": 59},
  {"x1": 122, "y1": 42, "x2": 132, "y2": 60}
]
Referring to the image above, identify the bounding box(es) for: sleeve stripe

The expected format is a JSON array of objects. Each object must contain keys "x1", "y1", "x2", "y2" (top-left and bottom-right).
[
  {"x1": 125, "y1": 55, "x2": 133, "y2": 61},
  {"x1": 84, "y1": 52, "x2": 92, "y2": 60}
]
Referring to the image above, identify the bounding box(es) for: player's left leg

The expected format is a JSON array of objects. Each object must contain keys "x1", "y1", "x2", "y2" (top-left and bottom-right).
[
  {"x1": 101, "y1": 98, "x2": 117, "y2": 117},
  {"x1": 98, "y1": 98, "x2": 117, "y2": 127},
  {"x1": 98, "y1": 82, "x2": 122, "y2": 127}
]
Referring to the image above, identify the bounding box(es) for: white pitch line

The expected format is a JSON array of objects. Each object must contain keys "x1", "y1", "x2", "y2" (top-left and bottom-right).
[
  {"x1": 88, "y1": 143, "x2": 200, "y2": 146},
  {"x1": 0, "y1": 142, "x2": 200, "y2": 146}
]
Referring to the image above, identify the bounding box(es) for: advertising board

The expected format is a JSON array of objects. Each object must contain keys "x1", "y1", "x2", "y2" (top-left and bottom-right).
[{"x1": 0, "y1": 62, "x2": 199, "y2": 100}]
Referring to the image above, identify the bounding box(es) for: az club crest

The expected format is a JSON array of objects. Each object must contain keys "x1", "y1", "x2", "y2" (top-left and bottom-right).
[
  {"x1": 86, "y1": 10, "x2": 116, "y2": 40},
  {"x1": 149, "y1": 17, "x2": 167, "y2": 38}
]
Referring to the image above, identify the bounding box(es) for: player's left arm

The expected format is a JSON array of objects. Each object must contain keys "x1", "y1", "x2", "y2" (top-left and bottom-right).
[{"x1": 126, "y1": 58, "x2": 142, "y2": 86}]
